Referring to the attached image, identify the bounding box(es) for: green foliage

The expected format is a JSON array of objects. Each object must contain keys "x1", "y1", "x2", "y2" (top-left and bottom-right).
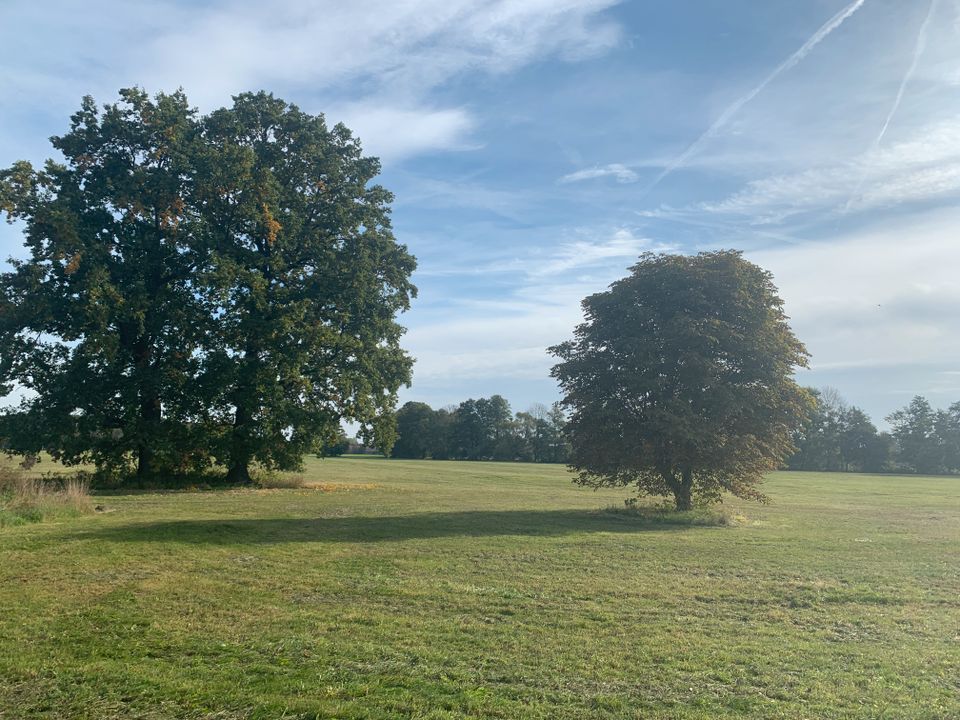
[
  {"x1": 452, "y1": 395, "x2": 512, "y2": 460},
  {"x1": 319, "y1": 428, "x2": 351, "y2": 457},
  {"x1": 392, "y1": 401, "x2": 440, "y2": 459},
  {"x1": 0, "y1": 89, "x2": 416, "y2": 484},
  {"x1": 787, "y1": 390, "x2": 960, "y2": 476},
  {"x1": 551, "y1": 250, "x2": 812, "y2": 510}
]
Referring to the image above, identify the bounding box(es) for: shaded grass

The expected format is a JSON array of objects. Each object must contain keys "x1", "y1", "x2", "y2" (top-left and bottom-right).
[
  {"x1": 61, "y1": 508, "x2": 699, "y2": 545},
  {"x1": 1, "y1": 458, "x2": 958, "y2": 719}
]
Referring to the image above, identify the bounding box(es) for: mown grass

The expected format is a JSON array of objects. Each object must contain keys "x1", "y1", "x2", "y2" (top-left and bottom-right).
[{"x1": 1, "y1": 457, "x2": 958, "y2": 718}]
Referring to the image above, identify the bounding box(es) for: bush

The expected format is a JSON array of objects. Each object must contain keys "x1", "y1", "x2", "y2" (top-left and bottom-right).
[{"x1": 0, "y1": 466, "x2": 93, "y2": 527}]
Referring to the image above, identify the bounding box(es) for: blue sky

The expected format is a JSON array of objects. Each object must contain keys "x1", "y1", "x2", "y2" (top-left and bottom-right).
[{"x1": 2, "y1": 0, "x2": 960, "y2": 424}]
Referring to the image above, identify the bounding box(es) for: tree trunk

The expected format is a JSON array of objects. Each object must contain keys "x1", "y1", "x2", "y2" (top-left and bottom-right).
[
  {"x1": 134, "y1": 334, "x2": 161, "y2": 479},
  {"x1": 136, "y1": 393, "x2": 162, "y2": 478},
  {"x1": 670, "y1": 468, "x2": 694, "y2": 511},
  {"x1": 137, "y1": 444, "x2": 154, "y2": 478},
  {"x1": 227, "y1": 401, "x2": 252, "y2": 484},
  {"x1": 673, "y1": 483, "x2": 693, "y2": 511},
  {"x1": 226, "y1": 461, "x2": 251, "y2": 485}
]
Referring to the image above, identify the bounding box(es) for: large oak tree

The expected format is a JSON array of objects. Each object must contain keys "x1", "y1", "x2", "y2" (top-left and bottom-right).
[
  {"x1": 0, "y1": 90, "x2": 415, "y2": 481},
  {"x1": 550, "y1": 251, "x2": 811, "y2": 510},
  {"x1": 0, "y1": 90, "x2": 209, "y2": 476},
  {"x1": 197, "y1": 92, "x2": 416, "y2": 482}
]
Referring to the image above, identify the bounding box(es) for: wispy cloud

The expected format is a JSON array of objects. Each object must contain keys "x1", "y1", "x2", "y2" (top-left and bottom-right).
[
  {"x1": 639, "y1": 116, "x2": 960, "y2": 226},
  {"x1": 559, "y1": 163, "x2": 638, "y2": 184},
  {"x1": 416, "y1": 228, "x2": 665, "y2": 279},
  {"x1": 527, "y1": 229, "x2": 662, "y2": 276},
  {"x1": 873, "y1": 0, "x2": 940, "y2": 149},
  {"x1": 139, "y1": 0, "x2": 624, "y2": 104},
  {"x1": 646, "y1": 0, "x2": 867, "y2": 192},
  {"x1": 406, "y1": 228, "x2": 661, "y2": 382}
]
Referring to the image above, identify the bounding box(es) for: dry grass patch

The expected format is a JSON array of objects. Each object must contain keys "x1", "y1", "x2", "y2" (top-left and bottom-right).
[
  {"x1": 310, "y1": 482, "x2": 381, "y2": 492},
  {"x1": 250, "y1": 475, "x2": 381, "y2": 492},
  {"x1": 0, "y1": 466, "x2": 94, "y2": 526},
  {"x1": 254, "y1": 473, "x2": 309, "y2": 489},
  {"x1": 251, "y1": 471, "x2": 380, "y2": 492}
]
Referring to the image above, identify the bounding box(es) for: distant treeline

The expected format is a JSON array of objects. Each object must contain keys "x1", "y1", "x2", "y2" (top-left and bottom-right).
[
  {"x1": 391, "y1": 397, "x2": 570, "y2": 463},
  {"x1": 383, "y1": 390, "x2": 960, "y2": 475},
  {"x1": 788, "y1": 390, "x2": 960, "y2": 475}
]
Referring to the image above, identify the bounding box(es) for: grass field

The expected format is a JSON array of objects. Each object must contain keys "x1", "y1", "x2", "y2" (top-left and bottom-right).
[{"x1": 1, "y1": 458, "x2": 958, "y2": 719}]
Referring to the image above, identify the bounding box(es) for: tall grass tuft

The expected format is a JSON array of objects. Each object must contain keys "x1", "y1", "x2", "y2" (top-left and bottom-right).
[
  {"x1": 254, "y1": 473, "x2": 308, "y2": 489},
  {"x1": 603, "y1": 501, "x2": 740, "y2": 527},
  {"x1": 0, "y1": 465, "x2": 93, "y2": 527}
]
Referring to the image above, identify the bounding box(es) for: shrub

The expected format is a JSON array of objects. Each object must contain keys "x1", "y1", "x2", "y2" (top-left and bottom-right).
[{"x1": 18, "y1": 453, "x2": 39, "y2": 471}]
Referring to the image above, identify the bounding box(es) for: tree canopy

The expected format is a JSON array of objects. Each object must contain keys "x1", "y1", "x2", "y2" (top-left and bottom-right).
[
  {"x1": 550, "y1": 250, "x2": 811, "y2": 510},
  {"x1": 0, "y1": 89, "x2": 415, "y2": 481}
]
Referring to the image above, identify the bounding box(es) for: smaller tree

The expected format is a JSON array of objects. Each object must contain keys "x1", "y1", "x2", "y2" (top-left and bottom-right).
[
  {"x1": 838, "y1": 406, "x2": 884, "y2": 472},
  {"x1": 550, "y1": 251, "x2": 811, "y2": 510},
  {"x1": 788, "y1": 388, "x2": 841, "y2": 471},
  {"x1": 887, "y1": 396, "x2": 940, "y2": 474},
  {"x1": 788, "y1": 390, "x2": 888, "y2": 473},
  {"x1": 393, "y1": 402, "x2": 438, "y2": 459},
  {"x1": 935, "y1": 402, "x2": 960, "y2": 474}
]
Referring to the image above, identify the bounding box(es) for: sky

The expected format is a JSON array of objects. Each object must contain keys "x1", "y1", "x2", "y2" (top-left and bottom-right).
[{"x1": 2, "y1": 0, "x2": 960, "y2": 425}]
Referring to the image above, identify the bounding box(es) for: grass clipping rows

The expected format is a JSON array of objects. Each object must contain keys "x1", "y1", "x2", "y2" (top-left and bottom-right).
[{"x1": 0, "y1": 465, "x2": 94, "y2": 527}]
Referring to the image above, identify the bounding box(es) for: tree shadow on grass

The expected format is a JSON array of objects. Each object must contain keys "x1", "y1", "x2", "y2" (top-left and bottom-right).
[{"x1": 67, "y1": 509, "x2": 706, "y2": 545}]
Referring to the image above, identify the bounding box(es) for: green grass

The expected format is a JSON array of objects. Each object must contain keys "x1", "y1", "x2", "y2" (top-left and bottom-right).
[{"x1": 1, "y1": 458, "x2": 958, "y2": 719}]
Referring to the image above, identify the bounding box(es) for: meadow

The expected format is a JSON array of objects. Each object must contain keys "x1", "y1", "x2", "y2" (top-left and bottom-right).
[{"x1": 1, "y1": 457, "x2": 958, "y2": 719}]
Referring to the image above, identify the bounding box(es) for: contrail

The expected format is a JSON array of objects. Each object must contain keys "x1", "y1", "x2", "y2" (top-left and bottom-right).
[
  {"x1": 645, "y1": 0, "x2": 867, "y2": 194},
  {"x1": 844, "y1": 0, "x2": 939, "y2": 211},
  {"x1": 873, "y1": 0, "x2": 939, "y2": 149}
]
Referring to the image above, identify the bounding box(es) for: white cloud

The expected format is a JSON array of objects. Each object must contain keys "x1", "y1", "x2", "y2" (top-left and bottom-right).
[
  {"x1": 330, "y1": 104, "x2": 475, "y2": 162},
  {"x1": 750, "y1": 208, "x2": 960, "y2": 373},
  {"x1": 415, "y1": 228, "x2": 666, "y2": 280},
  {"x1": 559, "y1": 163, "x2": 639, "y2": 184},
  {"x1": 0, "y1": 0, "x2": 623, "y2": 164},
  {"x1": 137, "y1": 1, "x2": 623, "y2": 105}
]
